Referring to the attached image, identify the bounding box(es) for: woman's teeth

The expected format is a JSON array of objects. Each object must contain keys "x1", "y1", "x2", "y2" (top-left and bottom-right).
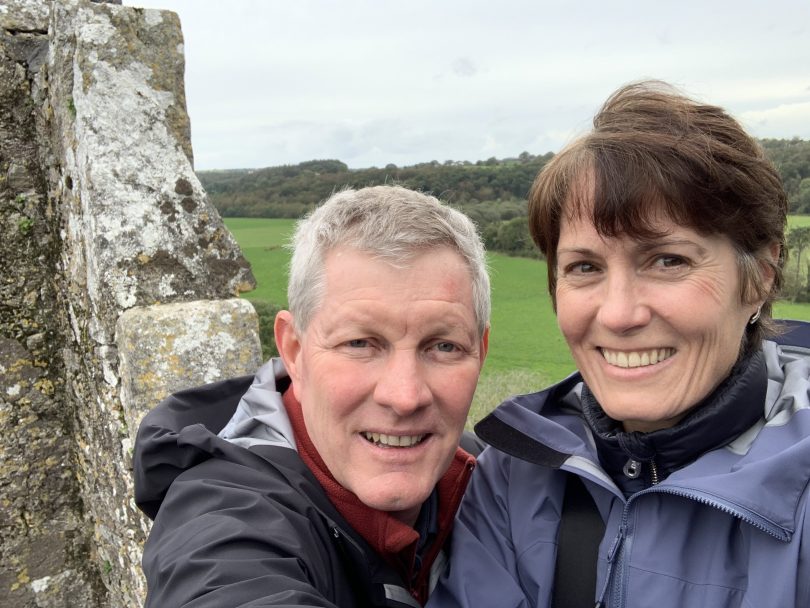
[{"x1": 601, "y1": 347, "x2": 674, "y2": 368}]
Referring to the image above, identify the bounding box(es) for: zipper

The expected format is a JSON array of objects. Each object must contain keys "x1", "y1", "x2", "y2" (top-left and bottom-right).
[
  {"x1": 597, "y1": 481, "x2": 790, "y2": 607},
  {"x1": 649, "y1": 460, "x2": 659, "y2": 485},
  {"x1": 622, "y1": 458, "x2": 660, "y2": 485},
  {"x1": 633, "y1": 485, "x2": 790, "y2": 540}
]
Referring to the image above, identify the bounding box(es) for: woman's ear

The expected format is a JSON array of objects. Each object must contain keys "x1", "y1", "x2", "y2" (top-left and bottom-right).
[{"x1": 760, "y1": 242, "x2": 782, "y2": 295}]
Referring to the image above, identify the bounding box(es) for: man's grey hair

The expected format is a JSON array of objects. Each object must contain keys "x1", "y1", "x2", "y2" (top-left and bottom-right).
[{"x1": 287, "y1": 185, "x2": 490, "y2": 335}]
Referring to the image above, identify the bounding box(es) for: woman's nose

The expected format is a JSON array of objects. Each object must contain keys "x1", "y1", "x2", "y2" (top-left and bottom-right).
[{"x1": 596, "y1": 273, "x2": 651, "y2": 333}]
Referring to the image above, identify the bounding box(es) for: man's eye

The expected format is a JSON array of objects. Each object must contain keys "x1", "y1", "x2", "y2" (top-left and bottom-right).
[
  {"x1": 347, "y1": 339, "x2": 369, "y2": 348},
  {"x1": 435, "y1": 342, "x2": 457, "y2": 353}
]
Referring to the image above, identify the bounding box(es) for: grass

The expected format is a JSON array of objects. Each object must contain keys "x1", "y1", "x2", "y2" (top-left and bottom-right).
[
  {"x1": 225, "y1": 218, "x2": 295, "y2": 304},
  {"x1": 224, "y1": 216, "x2": 810, "y2": 426},
  {"x1": 773, "y1": 300, "x2": 810, "y2": 319},
  {"x1": 789, "y1": 215, "x2": 810, "y2": 229}
]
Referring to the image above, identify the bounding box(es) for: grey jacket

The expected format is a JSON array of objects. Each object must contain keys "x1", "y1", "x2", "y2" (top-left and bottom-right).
[{"x1": 135, "y1": 360, "x2": 430, "y2": 607}]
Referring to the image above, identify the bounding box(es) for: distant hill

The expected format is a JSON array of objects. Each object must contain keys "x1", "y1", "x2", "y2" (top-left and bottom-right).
[
  {"x1": 198, "y1": 153, "x2": 551, "y2": 221},
  {"x1": 198, "y1": 139, "x2": 810, "y2": 220}
]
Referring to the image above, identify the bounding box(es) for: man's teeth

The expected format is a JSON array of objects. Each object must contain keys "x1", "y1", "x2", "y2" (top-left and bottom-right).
[
  {"x1": 601, "y1": 347, "x2": 674, "y2": 368},
  {"x1": 362, "y1": 432, "x2": 426, "y2": 447}
]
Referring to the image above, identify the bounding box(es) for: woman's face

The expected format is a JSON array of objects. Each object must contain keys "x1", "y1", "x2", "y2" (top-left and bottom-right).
[{"x1": 555, "y1": 208, "x2": 761, "y2": 433}]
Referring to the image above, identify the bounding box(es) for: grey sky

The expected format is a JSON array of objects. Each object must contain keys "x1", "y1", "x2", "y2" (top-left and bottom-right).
[{"x1": 129, "y1": 0, "x2": 810, "y2": 171}]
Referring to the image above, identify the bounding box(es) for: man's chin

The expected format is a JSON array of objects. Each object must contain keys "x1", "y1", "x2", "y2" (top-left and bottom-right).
[{"x1": 355, "y1": 480, "x2": 433, "y2": 524}]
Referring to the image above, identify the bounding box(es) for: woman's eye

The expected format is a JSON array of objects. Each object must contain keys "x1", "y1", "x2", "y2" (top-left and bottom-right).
[
  {"x1": 653, "y1": 255, "x2": 687, "y2": 269},
  {"x1": 563, "y1": 261, "x2": 598, "y2": 275}
]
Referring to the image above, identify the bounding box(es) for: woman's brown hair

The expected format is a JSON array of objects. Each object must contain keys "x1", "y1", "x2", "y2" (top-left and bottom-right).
[{"x1": 529, "y1": 80, "x2": 788, "y2": 349}]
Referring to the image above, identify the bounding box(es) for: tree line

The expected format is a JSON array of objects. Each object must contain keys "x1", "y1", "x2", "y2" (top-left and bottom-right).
[
  {"x1": 760, "y1": 139, "x2": 810, "y2": 213},
  {"x1": 199, "y1": 138, "x2": 810, "y2": 280},
  {"x1": 199, "y1": 153, "x2": 552, "y2": 218},
  {"x1": 200, "y1": 139, "x2": 810, "y2": 218}
]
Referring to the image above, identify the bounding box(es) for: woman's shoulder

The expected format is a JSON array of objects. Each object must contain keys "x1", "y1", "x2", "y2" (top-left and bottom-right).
[
  {"x1": 762, "y1": 321, "x2": 810, "y2": 427},
  {"x1": 473, "y1": 373, "x2": 588, "y2": 464}
]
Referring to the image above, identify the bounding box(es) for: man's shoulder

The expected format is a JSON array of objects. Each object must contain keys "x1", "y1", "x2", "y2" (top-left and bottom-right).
[
  {"x1": 164, "y1": 446, "x2": 325, "y2": 514},
  {"x1": 140, "y1": 373, "x2": 256, "y2": 437}
]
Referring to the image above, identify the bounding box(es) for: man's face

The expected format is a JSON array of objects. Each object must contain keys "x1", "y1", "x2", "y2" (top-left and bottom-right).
[{"x1": 276, "y1": 246, "x2": 487, "y2": 525}]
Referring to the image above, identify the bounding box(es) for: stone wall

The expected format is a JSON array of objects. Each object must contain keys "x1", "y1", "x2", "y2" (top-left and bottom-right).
[{"x1": 0, "y1": 1, "x2": 263, "y2": 605}]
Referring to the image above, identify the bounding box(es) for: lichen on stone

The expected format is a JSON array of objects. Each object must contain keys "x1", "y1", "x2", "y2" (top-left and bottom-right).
[{"x1": 1, "y1": 1, "x2": 263, "y2": 606}]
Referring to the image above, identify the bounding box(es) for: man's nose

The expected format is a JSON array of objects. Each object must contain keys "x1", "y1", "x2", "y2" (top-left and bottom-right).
[{"x1": 372, "y1": 350, "x2": 432, "y2": 415}]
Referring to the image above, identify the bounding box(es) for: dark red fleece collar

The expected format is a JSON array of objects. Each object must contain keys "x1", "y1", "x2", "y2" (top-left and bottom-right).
[{"x1": 282, "y1": 388, "x2": 475, "y2": 605}]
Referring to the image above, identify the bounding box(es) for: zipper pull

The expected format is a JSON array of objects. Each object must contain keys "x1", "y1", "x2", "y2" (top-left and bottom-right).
[
  {"x1": 597, "y1": 526, "x2": 625, "y2": 608},
  {"x1": 623, "y1": 458, "x2": 641, "y2": 479}
]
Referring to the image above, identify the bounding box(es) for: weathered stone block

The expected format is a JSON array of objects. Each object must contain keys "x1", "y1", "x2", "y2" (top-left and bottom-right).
[
  {"x1": 117, "y1": 298, "x2": 263, "y2": 447},
  {"x1": 0, "y1": 0, "x2": 49, "y2": 32},
  {"x1": 47, "y1": 0, "x2": 256, "y2": 346},
  {"x1": 1, "y1": 1, "x2": 266, "y2": 605}
]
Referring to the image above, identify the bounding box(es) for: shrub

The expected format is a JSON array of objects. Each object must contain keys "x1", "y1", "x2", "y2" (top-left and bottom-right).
[{"x1": 250, "y1": 300, "x2": 282, "y2": 360}]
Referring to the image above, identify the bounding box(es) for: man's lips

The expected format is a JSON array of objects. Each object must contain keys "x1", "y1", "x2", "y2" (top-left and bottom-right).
[{"x1": 361, "y1": 432, "x2": 428, "y2": 447}]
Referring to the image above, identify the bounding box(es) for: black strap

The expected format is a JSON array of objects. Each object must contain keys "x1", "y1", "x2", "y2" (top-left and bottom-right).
[{"x1": 552, "y1": 475, "x2": 605, "y2": 608}]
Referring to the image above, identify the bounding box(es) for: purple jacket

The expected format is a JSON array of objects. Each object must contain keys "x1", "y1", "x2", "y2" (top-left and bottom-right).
[{"x1": 429, "y1": 337, "x2": 810, "y2": 608}]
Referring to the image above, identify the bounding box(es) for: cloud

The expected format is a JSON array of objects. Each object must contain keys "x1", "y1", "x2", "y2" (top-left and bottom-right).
[
  {"x1": 738, "y1": 101, "x2": 810, "y2": 140},
  {"x1": 131, "y1": 0, "x2": 810, "y2": 170},
  {"x1": 451, "y1": 57, "x2": 477, "y2": 78}
]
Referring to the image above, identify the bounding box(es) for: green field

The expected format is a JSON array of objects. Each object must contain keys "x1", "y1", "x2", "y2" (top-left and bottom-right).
[
  {"x1": 789, "y1": 215, "x2": 810, "y2": 229},
  {"x1": 225, "y1": 217, "x2": 810, "y2": 425},
  {"x1": 224, "y1": 218, "x2": 294, "y2": 304}
]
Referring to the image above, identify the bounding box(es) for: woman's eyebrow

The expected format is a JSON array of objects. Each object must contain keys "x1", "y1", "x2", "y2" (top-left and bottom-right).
[
  {"x1": 635, "y1": 238, "x2": 707, "y2": 255},
  {"x1": 556, "y1": 246, "x2": 599, "y2": 256}
]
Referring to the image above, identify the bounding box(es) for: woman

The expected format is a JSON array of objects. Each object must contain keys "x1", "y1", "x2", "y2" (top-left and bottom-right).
[{"x1": 428, "y1": 81, "x2": 810, "y2": 607}]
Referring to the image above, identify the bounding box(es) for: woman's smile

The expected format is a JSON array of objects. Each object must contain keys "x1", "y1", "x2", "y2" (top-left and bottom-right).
[{"x1": 600, "y1": 347, "x2": 675, "y2": 368}]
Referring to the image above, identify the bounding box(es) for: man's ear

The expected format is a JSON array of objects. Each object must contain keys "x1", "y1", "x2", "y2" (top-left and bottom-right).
[
  {"x1": 274, "y1": 310, "x2": 302, "y2": 398},
  {"x1": 479, "y1": 324, "x2": 490, "y2": 368}
]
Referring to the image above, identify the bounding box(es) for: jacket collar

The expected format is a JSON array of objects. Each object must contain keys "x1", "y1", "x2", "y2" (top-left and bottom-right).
[{"x1": 583, "y1": 349, "x2": 767, "y2": 494}]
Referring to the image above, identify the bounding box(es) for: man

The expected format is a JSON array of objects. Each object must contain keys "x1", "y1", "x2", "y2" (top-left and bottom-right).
[{"x1": 133, "y1": 185, "x2": 490, "y2": 607}]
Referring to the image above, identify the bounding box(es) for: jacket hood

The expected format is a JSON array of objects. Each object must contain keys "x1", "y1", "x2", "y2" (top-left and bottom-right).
[
  {"x1": 133, "y1": 359, "x2": 296, "y2": 519},
  {"x1": 217, "y1": 358, "x2": 296, "y2": 450}
]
